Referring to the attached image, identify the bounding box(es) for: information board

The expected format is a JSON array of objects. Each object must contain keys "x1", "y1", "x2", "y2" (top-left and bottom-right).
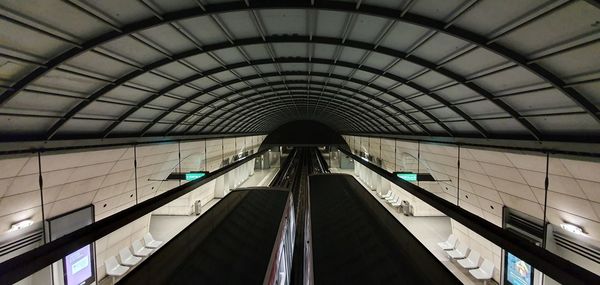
[
  {"x1": 505, "y1": 252, "x2": 533, "y2": 285},
  {"x1": 63, "y1": 245, "x2": 94, "y2": 285},
  {"x1": 47, "y1": 205, "x2": 95, "y2": 285}
]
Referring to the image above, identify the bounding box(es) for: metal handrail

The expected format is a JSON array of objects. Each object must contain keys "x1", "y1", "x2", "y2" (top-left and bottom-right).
[{"x1": 263, "y1": 194, "x2": 294, "y2": 285}]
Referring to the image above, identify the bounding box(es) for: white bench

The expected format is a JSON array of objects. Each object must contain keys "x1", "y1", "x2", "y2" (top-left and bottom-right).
[
  {"x1": 387, "y1": 196, "x2": 400, "y2": 205},
  {"x1": 469, "y1": 258, "x2": 494, "y2": 285},
  {"x1": 437, "y1": 234, "x2": 458, "y2": 251},
  {"x1": 119, "y1": 247, "x2": 142, "y2": 266},
  {"x1": 144, "y1": 232, "x2": 163, "y2": 248},
  {"x1": 380, "y1": 191, "x2": 392, "y2": 199},
  {"x1": 447, "y1": 242, "x2": 469, "y2": 259},
  {"x1": 457, "y1": 250, "x2": 480, "y2": 269},
  {"x1": 104, "y1": 256, "x2": 129, "y2": 278},
  {"x1": 132, "y1": 239, "x2": 153, "y2": 257},
  {"x1": 385, "y1": 193, "x2": 397, "y2": 202},
  {"x1": 379, "y1": 191, "x2": 389, "y2": 198}
]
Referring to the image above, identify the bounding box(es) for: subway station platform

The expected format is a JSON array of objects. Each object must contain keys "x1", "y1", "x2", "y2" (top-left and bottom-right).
[{"x1": 0, "y1": 1, "x2": 599, "y2": 285}]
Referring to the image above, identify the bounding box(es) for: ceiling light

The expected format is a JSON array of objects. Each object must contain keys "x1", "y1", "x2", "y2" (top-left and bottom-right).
[
  {"x1": 8, "y1": 219, "x2": 34, "y2": 232},
  {"x1": 560, "y1": 223, "x2": 584, "y2": 235}
]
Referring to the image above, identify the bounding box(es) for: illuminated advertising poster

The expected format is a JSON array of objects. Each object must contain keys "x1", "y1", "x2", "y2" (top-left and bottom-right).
[
  {"x1": 63, "y1": 245, "x2": 94, "y2": 285},
  {"x1": 506, "y1": 252, "x2": 533, "y2": 285}
]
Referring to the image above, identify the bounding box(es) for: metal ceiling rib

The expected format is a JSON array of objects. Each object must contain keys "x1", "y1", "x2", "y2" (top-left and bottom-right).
[
  {"x1": 136, "y1": 58, "x2": 450, "y2": 137},
  {"x1": 199, "y1": 95, "x2": 381, "y2": 133},
  {"x1": 0, "y1": 0, "x2": 598, "y2": 143},
  {"x1": 142, "y1": 73, "x2": 431, "y2": 137},
  {"x1": 191, "y1": 89, "x2": 409, "y2": 133},
  {"x1": 44, "y1": 35, "x2": 481, "y2": 139}
]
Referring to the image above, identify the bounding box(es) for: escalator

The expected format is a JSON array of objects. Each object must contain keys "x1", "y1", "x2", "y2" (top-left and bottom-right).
[
  {"x1": 308, "y1": 174, "x2": 462, "y2": 285},
  {"x1": 118, "y1": 189, "x2": 291, "y2": 284},
  {"x1": 119, "y1": 148, "x2": 461, "y2": 285}
]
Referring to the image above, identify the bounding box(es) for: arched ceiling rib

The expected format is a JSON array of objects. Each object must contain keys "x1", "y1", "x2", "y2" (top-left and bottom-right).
[
  {"x1": 149, "y1": 63, "x2": 455, "y2": 137},
  {"x1": 0, "y1": 0, "x2": 599, "y2": 143},
  {"x1": 198, "y1": 90, "x2": 407, "y2": 133},
  {"x1": 146, "y1": 75, "x2": 431, "y2": 136},
  {"x1": 209, "y1": 97, "x2": 378, "y2": 133}
]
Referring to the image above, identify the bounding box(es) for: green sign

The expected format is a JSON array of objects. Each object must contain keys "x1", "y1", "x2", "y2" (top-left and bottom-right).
[
  {"x1": 185, "y1": 172, "x2": 206, "y2": 181},
  {"x1": 396, "y1": 173, "x2": 417, "y2": 182}
]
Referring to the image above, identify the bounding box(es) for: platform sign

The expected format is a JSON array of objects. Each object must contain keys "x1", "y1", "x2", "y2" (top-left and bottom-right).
[
  {"x1": 396, "y1": 172, "x2": 417, "y2": 182},
  {"x1": 185, "y1": 172, "x2": 207, "y2": 181}
]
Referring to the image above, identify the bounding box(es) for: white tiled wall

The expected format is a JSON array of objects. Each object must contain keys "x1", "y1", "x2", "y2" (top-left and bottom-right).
[{"x1": 0, "y1": 135, "x2": 265, "y2": 281}]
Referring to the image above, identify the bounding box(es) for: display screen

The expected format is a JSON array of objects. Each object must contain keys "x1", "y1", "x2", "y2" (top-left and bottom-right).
[
  {"x1": 63, "y1": 245, "x2": 94, "y2": 285},
  {"x1": 506, "y1": 252, "x2": 533, "y2": 285}
]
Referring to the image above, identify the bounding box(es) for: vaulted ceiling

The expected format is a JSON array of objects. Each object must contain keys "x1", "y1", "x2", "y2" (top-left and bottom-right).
[{"x1": 0, "y1": 0, "x2": 599, "y2": 143}]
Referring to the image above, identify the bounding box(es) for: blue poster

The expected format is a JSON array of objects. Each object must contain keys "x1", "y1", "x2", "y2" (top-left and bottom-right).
[{"x1": 506, "y1": 252, "x2": 533, "y2": 285}]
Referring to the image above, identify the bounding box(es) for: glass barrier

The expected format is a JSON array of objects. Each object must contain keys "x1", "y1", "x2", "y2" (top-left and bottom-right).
[{"x1": 13, "y1": 265, "x2": 52, "y2": 285}]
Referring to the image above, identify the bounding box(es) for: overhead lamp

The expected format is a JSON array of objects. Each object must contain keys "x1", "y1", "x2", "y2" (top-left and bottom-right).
[
  {"x1": 560, "y1": 223, "x2": 585, "y2": 235},
  {"x1": 8, "y1": 219, "x2": 34, "y2": 232}
]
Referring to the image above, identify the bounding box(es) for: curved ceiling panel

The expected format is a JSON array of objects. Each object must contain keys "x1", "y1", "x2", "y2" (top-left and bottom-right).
[{"x1": 0, "y1": 0, "x2": 599, "y2": 143}]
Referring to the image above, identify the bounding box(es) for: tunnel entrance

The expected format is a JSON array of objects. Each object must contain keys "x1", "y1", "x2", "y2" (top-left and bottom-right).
[{"x1": 261, "y1": 120, "x2": 348, "y2": 146}]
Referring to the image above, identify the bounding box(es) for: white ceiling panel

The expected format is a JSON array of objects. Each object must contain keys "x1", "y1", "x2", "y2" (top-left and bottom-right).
[{"x1": 260, "y1": 9, "x2": 307, "y2": 36}]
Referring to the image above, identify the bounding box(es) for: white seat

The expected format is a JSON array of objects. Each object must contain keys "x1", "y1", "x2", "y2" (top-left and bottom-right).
[
  {"x1": 469, "y1": 259, "x2": 494, "y2": 284},
  {"x1": 391, "y1": 198, "x2": 403, "y2": 207},
  {"x1": 144, "y1": 232, "x2": 163, "y2": 248},
  {"x1": 387, "y1": 196, "x2": 400, "y2": 205},
  {"x1": 389, "y1": 196, "x2": 401, "y2": 205},
  {"x1": 457, "y1": 250, "x2": 480, "y2": 269},
  {"x1": 447, "y1": 242, "x2": 469, "y2": 259},
  {"x1": 104, "y1": 256, "x2": 129, "y2": 277},
  {"x1": 437, "y1": 234, "x2": 458, "y2": 250},
  {"x1": 132, "y1": 239, "x2": 153, "y2": 257},
  {"x1": 385, "y1": 193, "x2": 397, "y2": 202},
  {"x1": 119, "y1": 247, "x2": 142, "y2": 266}
]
